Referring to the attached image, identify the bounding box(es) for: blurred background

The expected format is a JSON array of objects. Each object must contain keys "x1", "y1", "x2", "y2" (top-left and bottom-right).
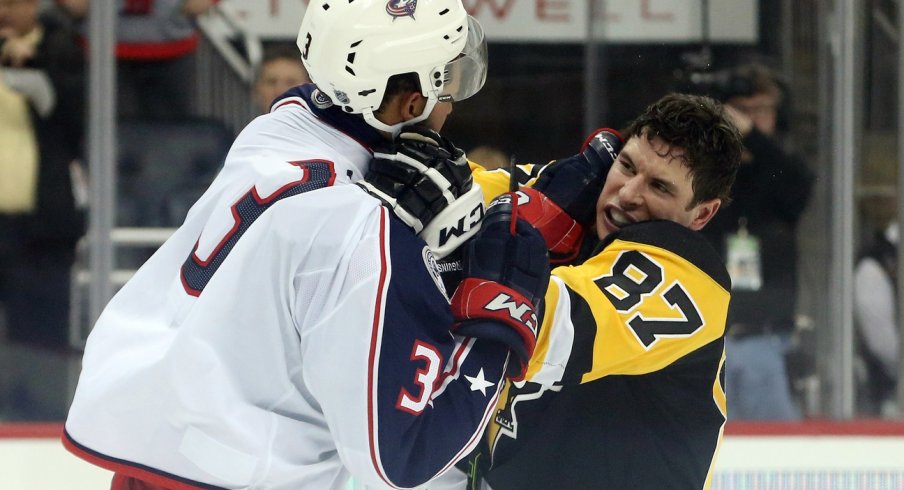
[{"x1": 0, "y1": 0, "x2": 902, "y2": 432}]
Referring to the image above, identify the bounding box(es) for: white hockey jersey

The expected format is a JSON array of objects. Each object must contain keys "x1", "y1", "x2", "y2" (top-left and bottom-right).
[{"x1": 64, "y1": 85, "x2": 510, "y2": 490}]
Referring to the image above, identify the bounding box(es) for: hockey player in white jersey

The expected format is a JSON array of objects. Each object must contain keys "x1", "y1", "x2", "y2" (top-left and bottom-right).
[{"x1": 64, "y1": 2, "x2": 552, "y2": 489}]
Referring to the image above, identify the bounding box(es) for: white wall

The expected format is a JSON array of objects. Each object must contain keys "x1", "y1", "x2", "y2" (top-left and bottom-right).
[{"x1": 212, "y1": 0, "x2": 757, "y2": 43}]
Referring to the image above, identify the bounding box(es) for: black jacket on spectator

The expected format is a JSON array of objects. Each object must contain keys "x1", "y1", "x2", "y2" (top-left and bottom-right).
[{"x1": 701, "y1": 128, "x2": 814, "y2": 335}]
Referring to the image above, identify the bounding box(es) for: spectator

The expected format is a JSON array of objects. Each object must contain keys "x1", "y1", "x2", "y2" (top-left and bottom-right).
[
  {"x1": 252, "y1": 44, "x2": 309, "y2": 114},
  {"x1": 854, "y1": 222, "x2": 899, "y2": 417},
  {"x1": 702, "y1": 62, "x2": 815, "y2": 420},
  {"x1": 57, "y1": 0, "x2": 217, "y2": 119},
  {"x1": 0, "y1": 0, "x2": 85, "y2": 348}
]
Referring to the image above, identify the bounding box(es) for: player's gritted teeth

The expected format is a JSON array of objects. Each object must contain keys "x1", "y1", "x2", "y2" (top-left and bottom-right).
[{"x1": 602, "y1": 204, "x2": 635, "y2": 234}]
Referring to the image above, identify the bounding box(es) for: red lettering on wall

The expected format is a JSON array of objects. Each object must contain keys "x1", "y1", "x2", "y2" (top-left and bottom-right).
[
  {"x1": 641, "y1": 0, "x2": 674, "y2": 21},
  {"x1": 463, "y1": 0, "x2": 516, "y2": 19},
  {"x1": 536, "y1": 0, "x2": 569, "y2": 22}
]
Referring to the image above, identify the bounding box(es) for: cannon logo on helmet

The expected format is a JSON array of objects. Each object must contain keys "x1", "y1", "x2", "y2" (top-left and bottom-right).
[{"x1": 386, "y1": 0, "x2": 417, "y2": 19}]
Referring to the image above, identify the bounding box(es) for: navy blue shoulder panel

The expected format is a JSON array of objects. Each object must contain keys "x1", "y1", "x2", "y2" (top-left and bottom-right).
[{"x1": 374, "y1": 213, "x2": 508, "y2": 488}]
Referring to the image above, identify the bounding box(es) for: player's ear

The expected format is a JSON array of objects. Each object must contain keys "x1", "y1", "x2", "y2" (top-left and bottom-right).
[
  {"x1": 373, "y1": 91, "x2": 423, "y2": 126},
  {"x1": 688, "y1": 198, "x2": 721, "y2": 231},
  {"x1": 400, "y1": 92, "x2": 428, "y2": 121}
]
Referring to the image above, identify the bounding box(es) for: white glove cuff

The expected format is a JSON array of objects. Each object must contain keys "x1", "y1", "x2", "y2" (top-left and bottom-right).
[{"x1": 418, "y1": 183, "x2": 485, "y2": 259}]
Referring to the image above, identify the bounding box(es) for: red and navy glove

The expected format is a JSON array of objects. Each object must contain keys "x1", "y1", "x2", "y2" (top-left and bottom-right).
[
  {"x1": 518, "y1": 128, "x2": 624, "y2": 264},
  {"x1": 450, "y1": 195, "x2": 550, "y2": 380}
]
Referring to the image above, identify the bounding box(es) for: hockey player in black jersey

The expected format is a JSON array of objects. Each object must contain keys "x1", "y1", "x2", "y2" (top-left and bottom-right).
[
  {"x1": 374, "y1": 92, "x2": 743, "y2": 489},
  {"x1": 465, "y1": 92, "x2": 742, "y2": 490}
]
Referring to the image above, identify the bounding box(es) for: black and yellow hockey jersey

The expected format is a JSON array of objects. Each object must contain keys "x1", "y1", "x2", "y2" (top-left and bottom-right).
[{"x1": 469, "y1": 164, "x2": 731, "y2": 489}]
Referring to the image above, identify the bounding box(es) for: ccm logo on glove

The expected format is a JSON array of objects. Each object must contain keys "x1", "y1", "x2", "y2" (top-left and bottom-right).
[
  {"x1": 452, "y1": 278, "x2": 539, "y2": 345},
  {"x1": 585, "y1": 130, "x2": 620, "y2": 161},
  {"x1": 438, "y1": 201, "x2": 485, "y2": 248},
  {"x1": 484, "y1": 293, "x2": 539, "y2": 336}
]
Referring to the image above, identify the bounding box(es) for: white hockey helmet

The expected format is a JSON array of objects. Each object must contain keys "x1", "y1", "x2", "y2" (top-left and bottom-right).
[{"x1": 297, "y1": 0, "x2": 487, "y2": 135}]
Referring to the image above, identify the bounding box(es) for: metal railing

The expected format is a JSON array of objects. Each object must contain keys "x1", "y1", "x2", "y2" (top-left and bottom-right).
[
  {"x1": 193, "y1": 3, "x2": 263, "y2": 134},
  {"x1": 71, "y1": 5, "x2": 260, "y2": 349},
  {"x1": 69, "y1": 228, "x2": 176, "y2": 349}
]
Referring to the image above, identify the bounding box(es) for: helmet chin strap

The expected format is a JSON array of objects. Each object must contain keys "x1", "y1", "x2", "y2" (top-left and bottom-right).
[{"x1": 362, "y1": 97, "x2": 439, "y2": 138}]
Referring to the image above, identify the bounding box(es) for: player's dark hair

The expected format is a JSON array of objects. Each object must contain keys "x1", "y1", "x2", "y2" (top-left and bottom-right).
[
  {"x1": 623, "y1": 93, "x2": 742, "y2": 207},
  {"x1": 376, "y1": 73, "x2": 422, "y2": 113}
]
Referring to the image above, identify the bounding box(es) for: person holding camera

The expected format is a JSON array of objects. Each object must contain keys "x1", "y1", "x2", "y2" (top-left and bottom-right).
[{"x1": 701, "y1": 63, "x2": 815, "y2": 420}]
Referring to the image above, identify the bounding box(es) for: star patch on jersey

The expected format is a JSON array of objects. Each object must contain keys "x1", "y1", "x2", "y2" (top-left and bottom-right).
[
  {"x1": 465, "y1": 368, "x2": 495, "y2": 396},
  {"x1": 386, "y1": 0, "x2": 417, "y2": 19}
]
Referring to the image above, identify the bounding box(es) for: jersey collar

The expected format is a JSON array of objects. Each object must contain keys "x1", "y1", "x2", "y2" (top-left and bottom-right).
[{"x1": 274, "y1": 84, "x2": 385, "y2": 151}]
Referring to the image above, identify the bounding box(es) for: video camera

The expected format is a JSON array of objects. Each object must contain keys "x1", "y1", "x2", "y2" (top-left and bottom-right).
[
  {"x1": 672, "y1": 67, "x2": 756, "y2": 102},
  {"x1": 673, "y1": 59, "x2": 792, "y2": 131}
]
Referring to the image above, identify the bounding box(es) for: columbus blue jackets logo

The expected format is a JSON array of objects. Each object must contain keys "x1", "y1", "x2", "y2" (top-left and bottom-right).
[{"x1": 386, "y1": 0, "x2": 417, "y2": 19}]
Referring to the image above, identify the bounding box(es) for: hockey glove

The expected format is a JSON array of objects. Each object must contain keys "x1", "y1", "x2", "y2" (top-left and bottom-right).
[
  {"x1": 518, "y1": 129, "x2": 622, "y2": 265},
  {"x1": 450, "y1": 195, "x2": 551, "y2": 380},
  {"x1": 503, "y1": 187, "x2": 583, "y2": 264},
  {"x1": 358, "y1": 126, "x2": 485, "y2": 259},
  {"x1": 535, "y1": 128, "x2": 624, "y2": 225},
  {"x1": 519, "y1": 128, "x2": 623, "y2": 264}
]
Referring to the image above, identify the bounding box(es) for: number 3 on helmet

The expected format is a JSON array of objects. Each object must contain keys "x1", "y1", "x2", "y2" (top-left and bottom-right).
[{"x1": 297, "y1": 0, "x2": 488, "y2": 135}]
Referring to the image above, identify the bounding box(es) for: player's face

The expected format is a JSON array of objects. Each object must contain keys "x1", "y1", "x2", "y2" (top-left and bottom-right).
[
  {"x1": 400, "y1": 96, "x2": 452, "y2": 132},
  {"x1": 424, "y1": 100, "x2": 453, "y2": 131},
  {"x1": 595, "y1": 134, "x2": 720, "y2": 240}
]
